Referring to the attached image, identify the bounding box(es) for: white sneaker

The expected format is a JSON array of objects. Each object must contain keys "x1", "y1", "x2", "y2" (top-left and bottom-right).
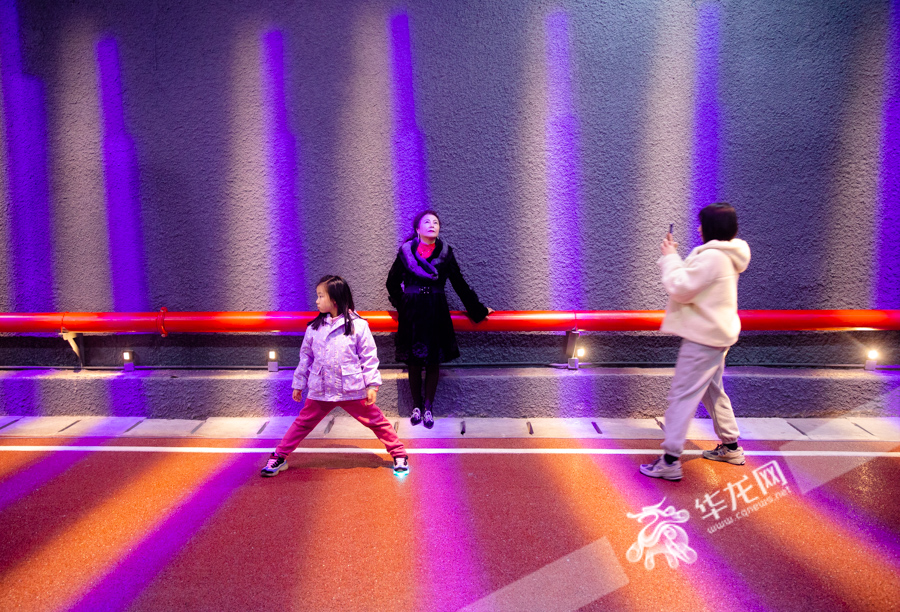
[
  {"x1": 393, "y1": 456, "x2": 409, "y2": 475},
  {"x1": 260, "y1": 453, "x2": 287, "y2": 477},
  {"x1": 639, "y1": 456, "x2": 683, "y2": 481},
  {"x1": 702, "y1": 444, "x2": 746, "y2": 465}
]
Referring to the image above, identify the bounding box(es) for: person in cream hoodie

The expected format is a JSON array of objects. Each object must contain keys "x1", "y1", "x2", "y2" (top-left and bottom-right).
[{"x1": 641, "y1": 203, "x2": 751, "y2": 481}]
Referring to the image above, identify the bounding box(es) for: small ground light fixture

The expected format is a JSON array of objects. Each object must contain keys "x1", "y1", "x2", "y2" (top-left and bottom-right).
[
  {"x1": 568, "y1": 348, "x2": 585, "y2": 370},
  {"x1": 565, "y1": 330, "x2": 582, "y2": 370},
  {"x1": 568, "y1": 347, "x2": 586, "y2": 370},
  {"x1": 268, "y1": 350, "x2": 279, "y2": 372},
  {"x1": 123, "y1": 350, "x2": 134, "y2": 372},
  {"x1": 865, "y1": 349, "x2": 878, "y2": 371}
]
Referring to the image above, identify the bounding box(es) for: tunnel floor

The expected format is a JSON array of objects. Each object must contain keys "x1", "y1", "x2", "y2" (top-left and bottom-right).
[{"x1": 0, "y1": 430, "x2": 898, "y2": 611}]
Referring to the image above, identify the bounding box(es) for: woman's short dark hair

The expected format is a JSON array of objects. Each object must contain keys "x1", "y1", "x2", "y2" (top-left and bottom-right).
[
  {"x1": 309, "y1": 275, "x2": 356, "y2": 335},
  {"x1": 408, "y1": 209, "x2": 441, "y2": 242},
  {"x1": 699, "y1": 203, "x2": 738, "y2": 242}
]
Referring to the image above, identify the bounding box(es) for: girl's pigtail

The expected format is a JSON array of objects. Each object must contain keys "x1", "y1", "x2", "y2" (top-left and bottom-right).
[{"x1": 343, "y1": 281, "x2": 356, "y2": 336}]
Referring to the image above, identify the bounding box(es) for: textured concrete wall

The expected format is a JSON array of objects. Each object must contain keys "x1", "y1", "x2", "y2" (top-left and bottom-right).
[
  {"x1": 1, "y1": 367, "x2": 897, "y2": 419},
  {"x1": 0, "y1": 0, "x2": 896, "y2": 315},
  {"x1": 1, "y1": 329, "x2": 897, "y2": 368}
]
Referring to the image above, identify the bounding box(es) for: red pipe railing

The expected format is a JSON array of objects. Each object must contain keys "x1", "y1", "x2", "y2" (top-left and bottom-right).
[{"x1": 0, "y1": 310, "x2": 898, "y2": 335}]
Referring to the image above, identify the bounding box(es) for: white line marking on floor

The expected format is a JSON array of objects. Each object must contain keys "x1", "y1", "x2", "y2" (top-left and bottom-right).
[{"x1": 0, "y1": 446, "x2": 898, "y2": 457}]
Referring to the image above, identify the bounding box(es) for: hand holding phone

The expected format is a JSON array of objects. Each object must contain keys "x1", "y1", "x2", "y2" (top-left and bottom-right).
[{"x1": 661, "y1": 224, "x2": 678, "y2": 256}]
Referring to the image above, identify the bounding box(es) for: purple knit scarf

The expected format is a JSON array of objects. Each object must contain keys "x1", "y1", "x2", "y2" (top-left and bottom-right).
[{"x1": 400, "y1": 239, "x2": 440, "y2": 280}]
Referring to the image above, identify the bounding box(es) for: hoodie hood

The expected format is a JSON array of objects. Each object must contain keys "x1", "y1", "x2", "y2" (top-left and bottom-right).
[{"x1": 694, "y1": 239, "x2": 751, "y2": 273}]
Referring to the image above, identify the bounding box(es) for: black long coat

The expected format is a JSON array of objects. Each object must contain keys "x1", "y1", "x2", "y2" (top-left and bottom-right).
[{"x1": 386, "y1": 238, "x2": 488, "y2": 364}]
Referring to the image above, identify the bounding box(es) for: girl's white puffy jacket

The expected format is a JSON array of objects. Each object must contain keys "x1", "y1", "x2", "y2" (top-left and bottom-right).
[
  {"x1": 292, "y1": 313, "x2": 382, "y2": 402},
  {"x1": 658, "y1": 239, "x2": 751, "y2": 348}
]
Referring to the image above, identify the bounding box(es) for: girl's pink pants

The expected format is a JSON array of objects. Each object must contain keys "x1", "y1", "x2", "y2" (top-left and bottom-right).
[{"x1": 275, "y1": 398, "x2": 407, "y2": 459}]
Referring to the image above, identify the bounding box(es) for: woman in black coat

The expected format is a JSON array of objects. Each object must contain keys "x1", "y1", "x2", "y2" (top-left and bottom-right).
[{"x1": 386, "y1": 210, "x2": 493, "y2": 428}]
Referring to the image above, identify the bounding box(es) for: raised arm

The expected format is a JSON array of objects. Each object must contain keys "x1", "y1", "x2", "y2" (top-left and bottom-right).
[{"x1": 659, "y1": 251, "x2": 723, "y2": 304}]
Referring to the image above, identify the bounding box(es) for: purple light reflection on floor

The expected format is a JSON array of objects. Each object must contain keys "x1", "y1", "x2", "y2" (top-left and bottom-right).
[
  {"x1": 545, "y1": 11, "x2": 584, "y2": 310},
  {"x1": 262, "y1": 31, "x2": 305, "y2": 310},
  {"x1": 0, "y1": 434, "x2": 118, "y2": 514},
  {"x1": 412, "y1": 453, "x2": 487, "y2": 609},
  {"x1": 389, "y1": 13, "x2": 429, "y2": 238},
  {"x1": 689, "y1": 2, "x2": 721, "y2": 251},
  {"x1": 97, "y1": 38, "x2": 149, "y2": 312},
  {"x1": 801, "y1": 482, "x2": 900, "y2": 561},
  {"x1": 66, "y1": 452, "x2": 259, "y2": 612},
  {"x1": 595, "y1": 453, "x2": 768, "y2": 608},
  {"x1": 0, "y1": 451, "x2": 93, "y2": 514},
  {"x1": 876, "y1": 0, "x2": 900, "y2": 308},
  {"x1": 681, "y1": 519, "x2": 771, "y2": 608},
  {"x1": 0, "y1": 2, "x2": 55, "y2": 311}
]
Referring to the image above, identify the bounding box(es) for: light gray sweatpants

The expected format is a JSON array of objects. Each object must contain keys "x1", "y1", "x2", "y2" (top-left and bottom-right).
[{"x1": 662, "y1": 339, "x2": 740, "y2": 457}]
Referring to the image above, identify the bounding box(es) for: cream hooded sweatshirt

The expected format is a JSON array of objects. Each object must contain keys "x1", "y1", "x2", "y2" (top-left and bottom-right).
[{"x1": 658, "y1": 239, "x2": 751, "y2": 348}]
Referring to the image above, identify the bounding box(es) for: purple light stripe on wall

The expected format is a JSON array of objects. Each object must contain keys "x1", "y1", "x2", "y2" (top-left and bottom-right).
[
  {"x1": 105, "y1": 370, "x2": 152, "y2": 417},
  {"x1": 877, "y1": 0, "x2": 900, "y2": 308},
  {"x1": 690, "y1": 1, "x2": 721, "y2": 250},
  {"x1": 0, "y1": 370, "x2": 39, "y2": 417},
  {"x1": 0, "y1": 2, "x2": 55, "y2": 312},
  {"x1": 262, "y1": 31, "x2": 305, "y2": 311},
  {"x1": 97, "y1": 38, "x2": 149, "y2": 312},
  {"x1": 545, "y1": 10, "x2": 584, "y2": 310},
  {"x1": 389, "y1": 12, "x2": 429, "y2": 239}
]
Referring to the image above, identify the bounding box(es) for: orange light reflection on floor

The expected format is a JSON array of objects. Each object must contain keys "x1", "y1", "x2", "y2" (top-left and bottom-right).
[
  {"x1": 0, "y1": 439, "x2": 249, "y2": 612},
  {"x1": 409, "y1": 452, "x2": 490, "y2": 611},
  {"x1": 538, "y1": 440, "x2": 718, "y2": 611},
  {"x1": 288, "y1": 451, "x2": 416, "y2": 610},
  {"x1": 722, "y1": 474, "x2": 900, "y2": 609},
  {"x1": 0, "y1": 436, "x2": 96, "y2": 484}
]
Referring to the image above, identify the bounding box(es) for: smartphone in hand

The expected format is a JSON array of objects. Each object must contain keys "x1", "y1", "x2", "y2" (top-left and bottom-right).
[{"x1": 668, "y1": 223, "x2": 674, "y2": 236}]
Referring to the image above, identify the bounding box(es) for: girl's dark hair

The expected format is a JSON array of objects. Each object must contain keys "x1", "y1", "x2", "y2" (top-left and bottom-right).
[
  {"x1": 309, "y1": 275, "x2": 356, "y2": 335},
  {"x1": 699, "y1": 203, "x2": 738, "y2": 243},
  {"x1": 406, "y1": 209, "x2": 441, "y2": 242}
]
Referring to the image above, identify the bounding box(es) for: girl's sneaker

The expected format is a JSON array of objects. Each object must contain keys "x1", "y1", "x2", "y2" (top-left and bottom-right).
[
  {"x1": 260, "y1": 453, "x2": 287, "y2": 477},
  {"x1": 702, "y1": 444, "x2": 746, "y2": 465},
  {"x1": 393, "y1": 456, "x2": 409, "y2": 474},
  {"x1": 423, "y1": 409, "x2": 434, "y2": 429},
  {"x1": 410, "y1": 407, "x2": 423, "y2": 426},
  {"x1": 639, "y1": 456, "x2": 682, "y2": 481}
]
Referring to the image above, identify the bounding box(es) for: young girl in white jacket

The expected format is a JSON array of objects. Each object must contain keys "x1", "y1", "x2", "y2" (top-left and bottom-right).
[
  {"x1": 261, "y1": 275, "x2": 409, "y2": 477},
  {"x1": 641, "y1": 203, "x2": 751, "y2": 482}
]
